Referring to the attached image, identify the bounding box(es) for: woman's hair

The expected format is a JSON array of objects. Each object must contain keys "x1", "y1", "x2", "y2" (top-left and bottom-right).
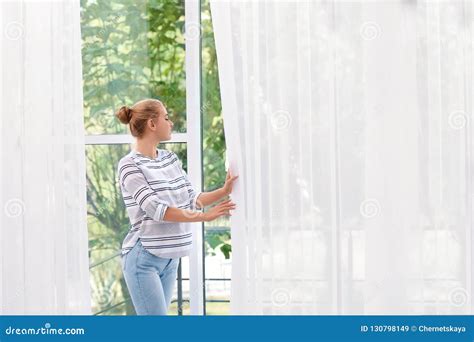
[{"x1": 115, "y1": 98, "x2": 165, "y2": 138}]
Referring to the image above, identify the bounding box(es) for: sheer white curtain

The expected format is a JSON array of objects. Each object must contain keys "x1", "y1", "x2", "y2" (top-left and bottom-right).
[
  {"x1": 0, "y1": 1, "x2": 91, "y2": 314},
  {"x1": 211, "y1": 0, "x2": 473, "y2": 314}
]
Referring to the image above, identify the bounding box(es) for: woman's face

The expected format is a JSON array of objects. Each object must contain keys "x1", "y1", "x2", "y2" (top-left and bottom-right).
[{"x1": 150, "y1": 107, "x2": 174, "y2": 141}]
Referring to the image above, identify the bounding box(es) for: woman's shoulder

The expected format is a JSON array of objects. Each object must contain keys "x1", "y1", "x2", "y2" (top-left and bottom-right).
[
  {"x1": 158, "y1": 148, "x2": 179, "y2": 160},
  {"x1": 157, "y1": 148, "x2": 173, "y2": 156},
  {"x1": 117, "y1": 151, "x2": 136, "y2": 169}
]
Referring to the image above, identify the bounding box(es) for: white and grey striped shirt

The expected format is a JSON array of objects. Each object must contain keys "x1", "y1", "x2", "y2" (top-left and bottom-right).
[{"x1": 118, "y1": 148, "x2": 201, "y2": 259}]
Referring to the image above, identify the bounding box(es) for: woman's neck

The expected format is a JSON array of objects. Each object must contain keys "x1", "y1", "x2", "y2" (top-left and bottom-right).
[{"x1": 135, "y1": 138, "x2": 159, "y2": 159}]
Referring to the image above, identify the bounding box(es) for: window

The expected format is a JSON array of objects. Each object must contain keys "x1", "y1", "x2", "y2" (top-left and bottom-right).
[
  {"x1": 81, "y1": 0, "x2": 192, "y2": 315},
  {"x1": 81, "y1": 0, "x2": 229, "y2": 315},
  {"x1": 81, "y1": 0, "x2": 187, "y2": 135}
]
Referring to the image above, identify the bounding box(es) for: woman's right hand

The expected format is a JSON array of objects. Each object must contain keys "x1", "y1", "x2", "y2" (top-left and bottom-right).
[{"x1": 203, "y1": 199, "x2": 236, "y2": 222}]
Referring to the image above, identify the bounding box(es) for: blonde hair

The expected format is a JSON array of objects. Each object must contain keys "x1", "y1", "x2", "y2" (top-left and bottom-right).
[{"x1": 116, "y1": 99, "x2": 165, "y2": 138}]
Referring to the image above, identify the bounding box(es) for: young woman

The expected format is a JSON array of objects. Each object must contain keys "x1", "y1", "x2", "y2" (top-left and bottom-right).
[{"x1": 115, "y1": 98, "x2": 238, "y2": 315}]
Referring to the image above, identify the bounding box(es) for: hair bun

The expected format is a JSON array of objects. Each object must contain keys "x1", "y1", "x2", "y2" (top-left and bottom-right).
[{"x1": 116, "y1": 105, "x2": 132, "y2": 124}]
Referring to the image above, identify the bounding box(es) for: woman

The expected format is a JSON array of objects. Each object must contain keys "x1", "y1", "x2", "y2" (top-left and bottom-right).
[{"x1": 116, "y1": 98, "x2": 238, "y2": 315}]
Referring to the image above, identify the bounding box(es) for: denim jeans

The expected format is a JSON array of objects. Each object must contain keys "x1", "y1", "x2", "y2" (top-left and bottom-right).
[{"x1": 121, "y1": 239, "x2": 179, "y2": 315}]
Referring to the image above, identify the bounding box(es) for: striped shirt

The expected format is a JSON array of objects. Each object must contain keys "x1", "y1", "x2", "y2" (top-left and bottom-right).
[{"x1": 118, "y1": 148, "x2": 201, "y2": 259}]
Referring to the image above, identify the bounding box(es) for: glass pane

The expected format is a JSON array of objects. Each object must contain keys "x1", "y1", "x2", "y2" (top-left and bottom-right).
[
  {"x1": 201, "y1": 0, "x2": 225, "y2": 192},
  {"x1": 87, "y1": 143, "x2": 187, "y2": 315},
  {"x1": 201, "y1": 0, "x2": 231, "y2": 313},
  {"x1": 80, "y1": 0, "x2": 186, "y2": 135},
  {"x1": 169, "y1": 279, "x2": 190, "y2": 315},
  {"x1": 204, "y1": 226, "x2": 231, "y2": 316},
  {"x1": 205, "y1": 280, "x2": 231, "y2": 315},
  {"x1": 204, "y1": 227, "x2": 231, "y2": 278}
]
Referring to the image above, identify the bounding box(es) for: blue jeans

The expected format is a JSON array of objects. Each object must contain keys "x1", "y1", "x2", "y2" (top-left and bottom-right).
[{"x1": 121, "y1": 240, "x2": 179, "y2": 315}]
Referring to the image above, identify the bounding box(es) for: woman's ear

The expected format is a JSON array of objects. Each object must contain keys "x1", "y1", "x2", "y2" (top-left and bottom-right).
[{"x1": 148, "y1": 118, "x2": 157, "y2": 131}]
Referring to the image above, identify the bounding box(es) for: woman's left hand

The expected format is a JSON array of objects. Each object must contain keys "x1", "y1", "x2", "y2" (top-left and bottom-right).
[{"x1": 222, "y1": 169, "x2": 239, "y2": 196}]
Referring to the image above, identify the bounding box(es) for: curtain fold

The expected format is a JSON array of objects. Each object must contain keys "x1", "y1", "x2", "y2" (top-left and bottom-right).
[
  {"x1": 211, "y1": 0, "x2": 473, "y2": 314},
  {"x1": 0, "y1": 0, "x2": 91, "y2": 314}
]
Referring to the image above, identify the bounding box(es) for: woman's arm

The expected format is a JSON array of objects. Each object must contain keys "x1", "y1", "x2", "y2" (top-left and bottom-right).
[
  {"x1": 196, "y1": 188, "x2": 226, "y2": 208},
  {"x1": 196, "y1": 170, "x2": 239, "y2": 207},
  {"x1": 163, "y1": 200, "x2": 236, "y2": 222}
]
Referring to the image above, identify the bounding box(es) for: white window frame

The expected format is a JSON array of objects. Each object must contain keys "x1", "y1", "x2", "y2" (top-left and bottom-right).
[
  {"x1": 84, "y1": 0, "x2": 205, "y2": 315},
  {"x1": 185, "y1": 0, "x2": 204, "y2": 316}
]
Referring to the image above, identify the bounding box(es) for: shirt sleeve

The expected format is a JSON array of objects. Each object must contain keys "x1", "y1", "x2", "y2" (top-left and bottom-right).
[
  {"x1": 118, "y1": 158, "x2": 169, "y2": 222},
  {"x1": 173, "y1": 152, "x2": 203, "y2": 211}
]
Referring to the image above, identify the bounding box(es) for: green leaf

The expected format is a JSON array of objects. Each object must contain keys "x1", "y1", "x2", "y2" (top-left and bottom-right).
[{"x1": 220, "y1": 243, "x2": 232, "y2": 259}]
